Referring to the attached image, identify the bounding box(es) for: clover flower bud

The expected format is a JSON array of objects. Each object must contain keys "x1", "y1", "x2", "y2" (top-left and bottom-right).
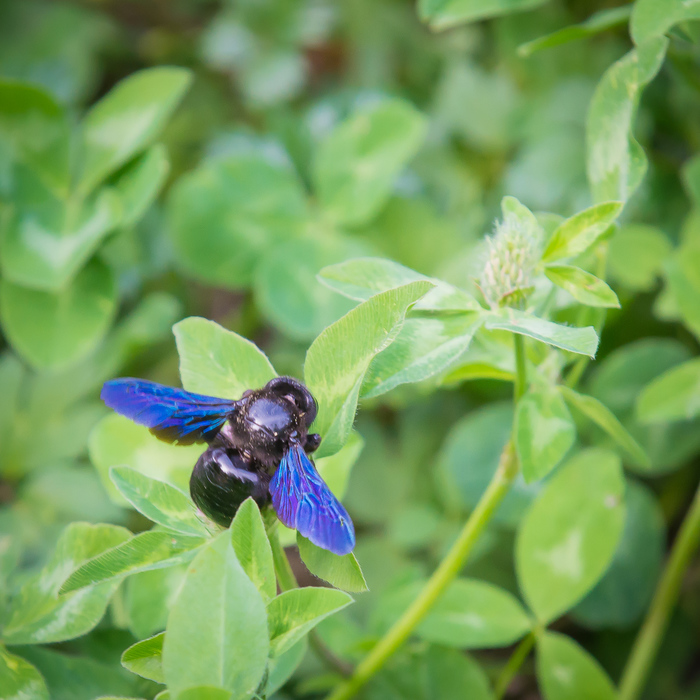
[{"x1": 479, "y1": 198, "x2": 543, "y2": 309}]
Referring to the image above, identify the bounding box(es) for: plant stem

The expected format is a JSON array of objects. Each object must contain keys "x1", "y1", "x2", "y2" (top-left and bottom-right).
[
  {"x1": 269, "y1": 527, "x2": 298, "y2": 592},
  {"x1": 269, "y1": 526, "x2": 354, "y2": 678},
  {"x1": 324, "y1": 440, "x2": 520, "y2": 700},
  {"x1": 514, "y1": 333, "x2": 528, "y2": 401},
  {"x1": 619, "y1": 480, "x2": 700, "y2": 700},
  {"x1": 324, "y1": 330, "x2": 529, "y2": 700},
  {"x1": 494, "y1": 633, "x2": 536, "y2": 699}
]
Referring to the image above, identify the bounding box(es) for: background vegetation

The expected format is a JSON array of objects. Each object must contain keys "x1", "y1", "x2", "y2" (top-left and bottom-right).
[{"x1": 1, "y1": 0, "x2": 700, "y2": 699}]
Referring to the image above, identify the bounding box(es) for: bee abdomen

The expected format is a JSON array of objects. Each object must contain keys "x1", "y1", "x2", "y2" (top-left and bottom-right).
[{"x1": 189, "y1": 447, "x2": 270, "y2": 528}]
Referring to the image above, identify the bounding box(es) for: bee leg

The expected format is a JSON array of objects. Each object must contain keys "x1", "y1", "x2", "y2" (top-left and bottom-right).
[{"x1": 304, "y1": 433, "x2": 321, "y2": 454}]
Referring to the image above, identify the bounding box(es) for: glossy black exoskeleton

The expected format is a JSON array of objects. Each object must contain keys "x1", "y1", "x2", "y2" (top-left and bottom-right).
[
  {"x1": 102, "y1": 373, "x2": 355, "y2": 554},
  {"x1": 189, "y1": 447, "x2": 270, "y2": 527},
  {"x1": 189, "y1": 377, "x2": 320, "y2": 527},
  {"x1": 224, "y1": 376, "x2": 320, "y2": 467}
]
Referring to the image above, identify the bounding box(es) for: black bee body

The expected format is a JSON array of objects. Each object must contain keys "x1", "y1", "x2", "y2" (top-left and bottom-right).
[
  {"x1": 189, "y1": 377, "x2": 320, "y2": 527},
  {"x1": 102, "y1": 374, "x2": 356, "y2": 554},
  {"x1": 189, "y1": 445, "x2": 270, "y2": 527}
]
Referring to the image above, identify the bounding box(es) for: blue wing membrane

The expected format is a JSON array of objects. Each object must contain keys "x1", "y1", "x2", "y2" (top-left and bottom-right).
[
  {"x1": 101, "y1": 378, "x2": 239, "y2": 445},
  {"x1": 270, "y1": 443, "x2": 355, "y2": 556}
]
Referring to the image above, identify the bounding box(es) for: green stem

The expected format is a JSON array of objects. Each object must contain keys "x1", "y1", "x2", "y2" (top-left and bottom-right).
[
  {"x1": 324, "y1": 440, "x2": 520, "y2": 700},
  {"x1": 619, "y1": 481, "x2": 700, "y2": 700},
  {"x1": 564, "y1": 244, "x2": 609, "y2": 390},
  {"x1": 514, "y1": 333, "x2": 528, "y2": 401},
  {"x1": 269, "y1": 525, "x2": 353, "y2": 677},
  {"x1": 324, "y1": 330, "x2": 529, "y2": 700},
  {"x1": 494, "y1": 633, "x2": 536, "y2": 700},
  {"x1": 269, "y1": 526, "x2": 298, "y2": 592}
]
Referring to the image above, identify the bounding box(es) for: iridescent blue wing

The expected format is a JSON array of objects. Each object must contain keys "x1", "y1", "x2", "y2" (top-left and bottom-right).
[
  {"x1": 270, "y1": 443, "x2": 355, "y2": 556},
  {"x1": 101, "y1": 378, "x2": 240, "y2": 445}
]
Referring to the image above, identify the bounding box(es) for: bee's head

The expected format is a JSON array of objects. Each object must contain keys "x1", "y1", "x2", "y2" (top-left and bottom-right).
[{"x1": 263, "y1": 376, "x2": 317, "y2": 427}]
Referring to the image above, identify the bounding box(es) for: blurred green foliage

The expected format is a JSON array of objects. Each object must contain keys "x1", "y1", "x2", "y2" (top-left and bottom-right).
[{"x1": 1, "y1": 0, "x2": 700, "y2": 699}]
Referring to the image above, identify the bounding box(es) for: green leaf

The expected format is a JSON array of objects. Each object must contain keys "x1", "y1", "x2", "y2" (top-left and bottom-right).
[
  {"x1": 89, "y1": 414, "x2": 203, "y2": 505},
  {"x1": 319, "y1": 257, "x2": 479, "y2": 311},
  {"x1": 162, "y1": 532, "x2": 269, "y2": 697},
  {"x1": 315, "y1": 430, "x2": 364, "y2": 500},
  {"x1": 176, "y1": 688, "x2": 231, "y2": 700},
  {"x1": 60, "y1": 531, "x2": 205, "y2": 594},
  {"x1": 518, "y1": 6, "x2": 632, "y2": 57},
  {"x1": 433, "y1": 62, "x2": 519, "y2": 151},
  {"x1": 313, "y1": 99, "x2": 427, "y2": 227},
  {"x1": 418, "y1": 579, "x2": 532, "y2": 649},
  {"x1": 112, "y1": 144, "x2": 169, "y2": 229},
  {"x1": 516, "y1": 449, "x2": 626, "y2": 624},
  {"x1": 0, "y1": 79, "x2": 70, "y2": 196},
  {"x1": 607, "y1": 224, "x2": 672, "y2": 292},
  {"x1": 536, "y1": 632, "x2": 617, "y2": 700},
  {"x1": 366, "y1": 644, "x2": 495, "y2": 700},
  {"x1": 305, "y1": 280, "x2": 434, "y2": 457},
  {"x1": 354, "y1": 194, "x2": 465, "y2": 277},
  {"x1": 586, "y1": 37, "x2": 668, "y2": 203},
  {"x1": 230, "y1": 498, "x2": 276, "y2": 601},
  {"x1": 0, "y1": 352, "x2": 25, "y2": 463},
  {"x1": 254, "y1": 234, "x2": 368, "y2": 341},
  {"x1": 588, "y1": 338, "x2": 700, "y2": 476},
  {"x1": 515, "y1": 382, "x2": 576, "y2": 483},
  {"x1": 0, "y1": 647, "x2": 49, "y2": 700},
  {"x1": 174, "y1": 316, "x2": 277, "y2": 398},
  {"x1": 125, "y1": 565, "x2": 188, "y2": 640},
  {"x1": 631, "y1": 0, "x2": 700, "y2": 44},
  {"x1": 684, "y1": 154, "x2": 700, "y2": 207},
  {"x1": 637, "y1": 357, "x2": 700, "y2": 423},
  {"x1": 77, "y1": 67, "x2": 191, "y2": 195},
  {"x1": 267, "y1": 587, "x2": 353, "y2": 656},
  {"x1": 21, "y1": 291, "x2": 180, "y2": 416},
  {"x1": 14, "y1": 646, "x2": 140, "y2": 700},
  {"x1": 0, "y1": 258, "x2": 117, "y2": 370},
  {"x1": 542, "y1": 202, "x2": 623, "y2": 262},
  {"x1": 110, "y1": 466, "x2": 209, "y2": 537},
  {"x1": 439, "y1": 403, "x2": 539, "y2": 528},
  {"x1": 664, "y1": 251, "x2": 700, "y2": 341},
  {"x1": 544, "y1": 265, "x2": 619, "y2": 308},
  {"x1": 267, "y1": 639, "x2": 308, "y2": 696},
  {"x1": 441, "y1": 334, "x2": 515, "y2": 385},
  {"x1": 560, "y1": 386, "x2": 650, "y2": 467},
  {"x1": 423, "y1": 647, "x2": 495, "y2": 700},
  {"x1": 3, "y1": 523, "x2": 130, "y2": 644},
  {"x1": 484, "y1": 310, "x2": 598, "y2": 357},
  {"x1": 362, "y1": 313, "x2": 482, "y2": 399},
  {"x1": 121, "y1": 633, "x2": 165, "y2": 684},
  {"x1": 573, "y1": 481, "x2": 665, "y2": 629},
  {"x1": 418, "y1": 0, "x2": 549, "y2": 30},
  {"x1": 297, "y1": 533, "x2": 368, "y2": 593},
  {"x1": 0, "y1": 171, "x2": 122, "y2": 290},
  {"x1": 167, "y1": 151, "x2": 308, "y2": 289}
]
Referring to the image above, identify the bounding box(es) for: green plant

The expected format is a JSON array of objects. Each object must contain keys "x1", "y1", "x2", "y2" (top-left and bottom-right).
[{"x1": 2, "y1": 1, "x2": 700, "y2": 699}]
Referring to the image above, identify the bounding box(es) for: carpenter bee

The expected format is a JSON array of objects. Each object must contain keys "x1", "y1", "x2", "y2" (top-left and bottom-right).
[{"x1": 100, "y1": 376, "x2": 355, "y2": 556}]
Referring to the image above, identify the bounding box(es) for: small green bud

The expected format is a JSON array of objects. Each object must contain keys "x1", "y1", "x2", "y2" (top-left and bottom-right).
[{"x1": 479, "y1": 197, "x2": 543, "y2": 309}]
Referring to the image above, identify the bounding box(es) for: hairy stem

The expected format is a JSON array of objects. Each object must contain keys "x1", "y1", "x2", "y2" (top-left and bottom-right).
[
  {"x1": 324, "y1": 334, "x2": 528, "y2": 700},
  {"x1": 325, "y1": 440, "x2": 520, "y2": 700},
  {"x1": 269, "y1": 527, "x2": 298, "y2": 592},
  {"x1": 619, "y1": 481, "x2": 700, "y2": 700},
  {"x1": 494, "y1": 633, "x2": 536, "y2": 699},
  {"x1": 269, "y1": 527, "x2": 353, "y2": 678}
]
